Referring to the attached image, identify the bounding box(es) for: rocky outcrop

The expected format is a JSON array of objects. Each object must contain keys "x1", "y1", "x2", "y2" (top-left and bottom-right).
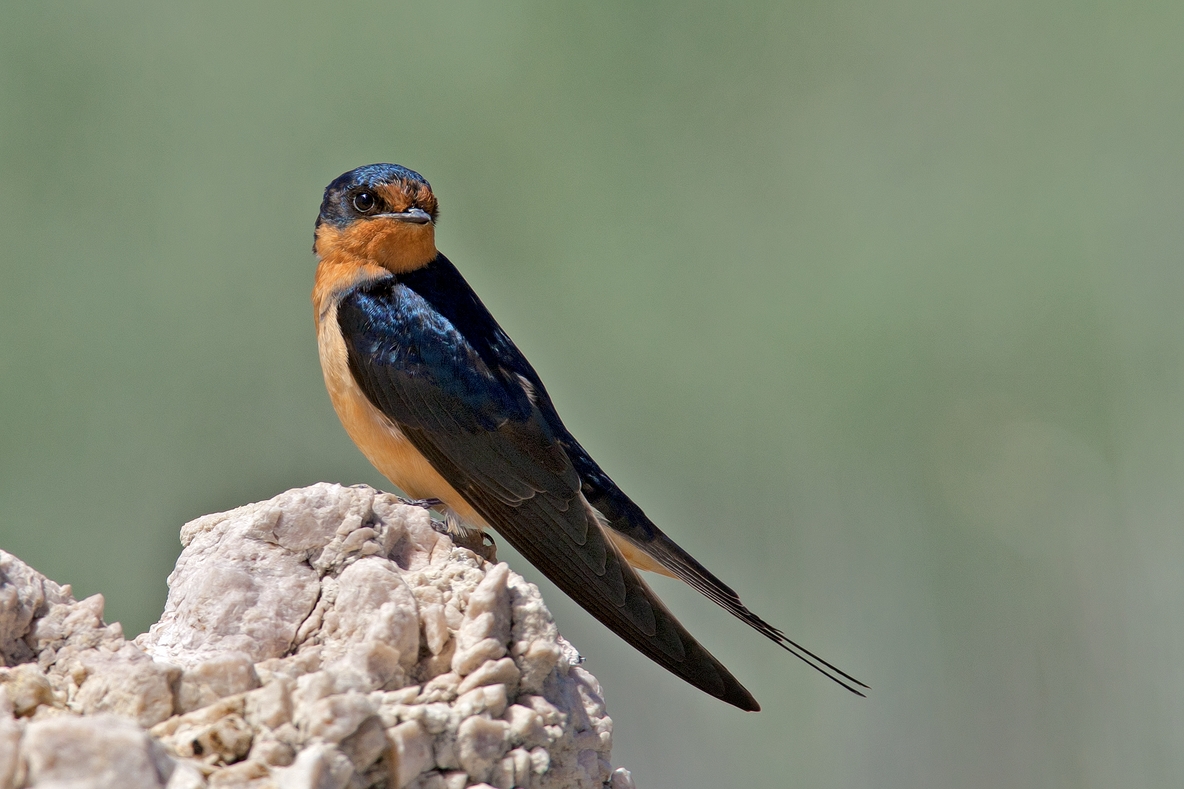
[{"x1": 0, "y1": 483, "x2": 636, "y2": 789}]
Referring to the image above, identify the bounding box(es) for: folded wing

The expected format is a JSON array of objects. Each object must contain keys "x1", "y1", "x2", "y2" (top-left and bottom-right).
[{"x1": 337, "y1": 280, "x2": 760, "y2": 710}]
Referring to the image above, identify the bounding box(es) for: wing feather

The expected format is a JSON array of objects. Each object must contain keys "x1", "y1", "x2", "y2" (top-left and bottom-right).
[{"x1": 337, "y1": 279, "x2": 758, "y2": 709}]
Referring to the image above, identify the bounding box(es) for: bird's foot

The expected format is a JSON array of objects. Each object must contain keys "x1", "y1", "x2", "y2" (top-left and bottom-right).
[
  {"x1": 428, "y1": 512, "x2": 498, "y2": 563},
  {"x1": 478, "y1": 531, "x2": 498, "y2": 563},
  {"x1": 397, "y1": 496, "x2": 444, "y2": 510},
  {"x1": 345, "y1": 485, "x2": 441, "y2": 509}
]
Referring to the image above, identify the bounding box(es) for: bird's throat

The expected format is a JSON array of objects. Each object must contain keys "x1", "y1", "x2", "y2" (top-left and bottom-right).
[{"x1": 314, "y1": 219, "x2": 437, "y2": 275}]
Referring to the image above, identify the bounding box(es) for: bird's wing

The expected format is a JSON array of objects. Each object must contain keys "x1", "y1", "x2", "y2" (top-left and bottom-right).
[{"x1": 337, "y1": 283, "x2": 760, "y2": 710}]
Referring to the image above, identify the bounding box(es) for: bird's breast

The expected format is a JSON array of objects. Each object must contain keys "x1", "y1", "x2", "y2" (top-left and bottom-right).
[{"x1": 316, "y1": 297, "x2": 483, "y2": 525}]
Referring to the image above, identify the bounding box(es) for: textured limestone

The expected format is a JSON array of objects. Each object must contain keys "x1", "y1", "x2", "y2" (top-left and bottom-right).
[{"x1": 0, "y1": 483, "x2": 636, "y2": 789}]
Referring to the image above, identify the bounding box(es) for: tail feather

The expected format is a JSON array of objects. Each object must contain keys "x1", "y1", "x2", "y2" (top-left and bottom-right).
[{"x1": 637, "y1": 531, "x2": 868, "y2": 696}]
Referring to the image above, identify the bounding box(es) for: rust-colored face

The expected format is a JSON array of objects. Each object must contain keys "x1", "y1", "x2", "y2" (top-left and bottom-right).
[
  {"x1": 315, "y1": 179, "x2": 438, "y2": 274},
  {"x1": 371, "y1": 179, "x2": 438, "y2": 220}
]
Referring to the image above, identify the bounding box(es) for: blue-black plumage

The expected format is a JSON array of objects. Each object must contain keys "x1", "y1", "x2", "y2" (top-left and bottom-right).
[{"x1": 312, "y1": 163, "x2": 867, "y2": 711}]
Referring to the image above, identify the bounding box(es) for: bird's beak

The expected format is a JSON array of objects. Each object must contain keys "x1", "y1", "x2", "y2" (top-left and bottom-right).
[{"x1": 377, "y1": 208, "x2": 432, "y2": 225}]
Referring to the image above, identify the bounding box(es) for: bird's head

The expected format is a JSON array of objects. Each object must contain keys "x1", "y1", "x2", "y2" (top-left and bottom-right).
[{"x1": 314, "y1": 163, "x2": 440, "y2": 273}]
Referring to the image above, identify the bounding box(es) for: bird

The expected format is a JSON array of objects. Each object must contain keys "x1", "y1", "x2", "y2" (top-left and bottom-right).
[{"x1": 311, "y1": 163, "x2": 866, "y2": 711}]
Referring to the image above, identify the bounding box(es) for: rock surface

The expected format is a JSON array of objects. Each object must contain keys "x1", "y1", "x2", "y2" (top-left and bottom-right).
[{"x1": 0, "y1": 483, "x2": 636, "y2": 789}]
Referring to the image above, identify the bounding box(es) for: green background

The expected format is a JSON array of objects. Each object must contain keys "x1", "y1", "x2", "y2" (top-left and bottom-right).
[{"x1": 2, "y1": 2, "x2": 1182, "y2": 786}]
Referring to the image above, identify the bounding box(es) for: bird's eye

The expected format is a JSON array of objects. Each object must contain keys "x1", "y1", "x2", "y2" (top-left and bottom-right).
[{"x1": 352, "y1": 191, "x2": 377, "y2": 214}]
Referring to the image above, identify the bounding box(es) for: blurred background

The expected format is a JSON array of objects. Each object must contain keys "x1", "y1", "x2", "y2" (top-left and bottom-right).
[{"x1": 2, "y1": 1, "x2": 1182, "y2": 786}]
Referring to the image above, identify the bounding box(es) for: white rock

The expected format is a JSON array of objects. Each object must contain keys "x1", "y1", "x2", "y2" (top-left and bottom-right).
[
  {"x1": 451, "y1": 565, "x2": 511, "y2": 678},
  {"x1": 163, "y1": 761, "x2": 206, "y2": 789},
  {"x1": 337, "y1": 713, "x2": 386, "y2": 772},
  {"x1": 456, "y1": 658, "x2": 519, "y2": 697},
  {"x1": 175, "y1": 651, "x2": 261, "y2": 713},
  {"x1": 0, "y1": 484, "x2": 633, "y2": 789},
  {"x1": 453, "y1": 684, "x2": 507, "y2": 720},
  {"x1": 504, "y1": 704, "x2": 548, "y2": 750},
  {"x1": 388, "y1": 719, "x2": 434, "y2": 788},
  {"x1": 325, "y1": 642, "x2": 403, "y2": 693},
  {"x1": 138, "y1": 504, "x2": 323, "y2": 666},
  {"x1": 0, "y1": 717, "x2": 21, "y2": 789},
  {"x1": 71, "y1": 645, "x2": 177, "y2": 727},
  {"x1": 489, "y1": 747, "x2": 531, "y2": 789},
  {"x1": 0, "y1": 663, "x2": 55, "y2": 718},
  {"x1": 299, "y1": 692, "x2": 374, "y2": 743},
  {"x1": 22, "y1": 714, "x2": 171, "y2": 789},
  {"x1": 274, "y1": 742, "x2": 353, "y2": 789},
  {"x1": 0, "y1": 551, "x2": 73, "y2": 666},
  {"x1": 319, "y1": 558, "x2": 419, "y2": 669},
  {"x1": 244, "y1": 677, "x2": 293, "y2": 730},
  {"x1": 456, "y1": 716, "x2": 509, "y2": 783}
]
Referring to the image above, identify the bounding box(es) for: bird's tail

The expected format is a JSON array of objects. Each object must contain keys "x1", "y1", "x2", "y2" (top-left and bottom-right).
[
  {"x1": 486, "y1": 498, "x2": 763, "y2": 711},
  {"x1": 622, "y1": 528, "x2": 869, "y2": 697}
]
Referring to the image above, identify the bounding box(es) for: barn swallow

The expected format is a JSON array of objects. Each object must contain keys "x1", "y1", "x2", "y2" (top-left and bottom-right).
[{"x1": 312, "y1": 163, "x2": 866, "y2": 711}]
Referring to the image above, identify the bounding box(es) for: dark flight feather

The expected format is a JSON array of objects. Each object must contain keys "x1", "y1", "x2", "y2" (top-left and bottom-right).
[
  {"x1": 337, "y1": 257, "x2": 758, "y2": 709},
  {"x1": 338, "y1": 253, "x2": 864, "y2": 706}
]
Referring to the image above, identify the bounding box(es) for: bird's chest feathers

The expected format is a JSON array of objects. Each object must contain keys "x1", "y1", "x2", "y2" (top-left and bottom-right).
[{"x1": 316, "y1": 300, "x2": 468, "y2": 509}]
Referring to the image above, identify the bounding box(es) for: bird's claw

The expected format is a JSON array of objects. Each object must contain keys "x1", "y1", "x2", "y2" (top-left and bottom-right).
[
  {"x1": 350, "y1": 488, "x2": 443, "y2": 511},
  {"x1": 427, "y1": 517, "x2": 498, "y2": 563},
  {"x1": 397, "y1": 496, "x2": 443, "y2": 510},
  {"x1": 480, "y1": 531, "x2": 498, "y2": 563}
]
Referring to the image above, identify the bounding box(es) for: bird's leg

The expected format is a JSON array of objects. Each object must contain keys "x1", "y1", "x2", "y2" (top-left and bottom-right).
[
  {"x1": 397, "y1": 496, "x2": 444, "y2": 510},
  {"x1": 480, "y1": 531, "x2": 498, "y2": 563},
  {"x1": 350, "y1": 485, "x2": 442, "y2": 510},
  {"x1": 426, "y1": 510, "x2": 498, "y2": 563}
]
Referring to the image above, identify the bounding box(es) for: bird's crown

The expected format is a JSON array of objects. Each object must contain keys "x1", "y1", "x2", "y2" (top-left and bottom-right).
[{"x1": 316, "y1": 163, "x2": 439, "y2": 231}]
